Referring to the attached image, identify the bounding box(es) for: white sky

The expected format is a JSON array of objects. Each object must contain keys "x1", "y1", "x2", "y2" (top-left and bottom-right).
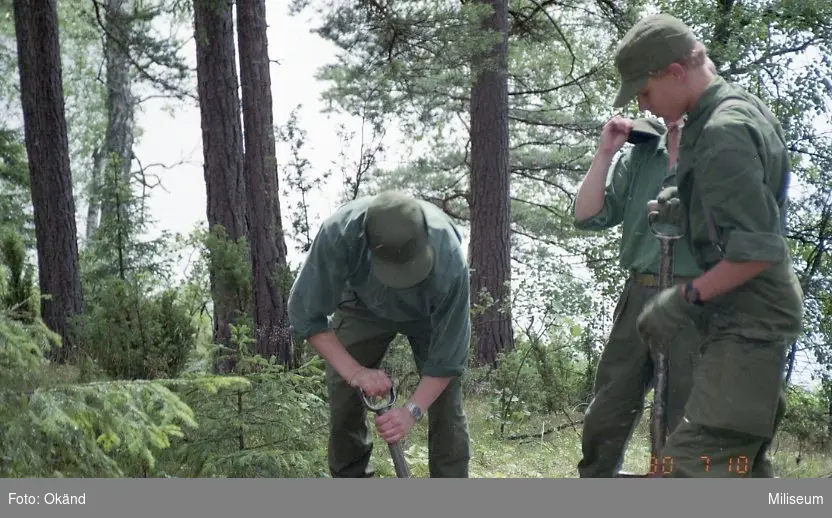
[
  {"x1": 136, "y1": 4, "x2": 348, "y2": 269},
  {"x1": 120, "y1": 5, "x2": 825, "y2": 389}
]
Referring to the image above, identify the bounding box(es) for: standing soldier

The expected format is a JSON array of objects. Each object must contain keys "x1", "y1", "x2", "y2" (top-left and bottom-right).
[
  {"x1": 612, "y1": 13, "x2": 803, "y2": 477},
  {"x1": 573, "y1": 115, "x2": 702, "y2": 477},
  {"x1": 287, "y1": 190, "x2": 472, "y2": 478}
]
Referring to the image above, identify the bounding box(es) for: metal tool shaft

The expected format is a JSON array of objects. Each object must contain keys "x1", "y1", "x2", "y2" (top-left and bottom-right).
[
  {"x1": 616, "y1": 209, "x2": 685, "y2": 479},
  {"x1": 376, "y1": 407, "x2": 411, "y2": 478},
  {"x1": 649, "y1": 236, "x2": 675, "y2": 477},
  {"x1": 361, "y1": 387, "x2": 411, "y2": 478}
]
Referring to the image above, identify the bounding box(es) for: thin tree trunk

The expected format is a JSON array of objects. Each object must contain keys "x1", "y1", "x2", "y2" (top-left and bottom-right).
[
  {"x1": 85, "y1": 147, "x2": 103, "y2": 243},
  {"x1": 193, "y1": 0, "x2": 250, "y2": 373},
  {"x1": 469, "y1": 0, "x2": 514, "y2": 367},
  {"x1": 98, "y1": 0, "x2": 136, "y2": 230},
  {"x1": 13, "y1": 0, "x2": 86, "y2": 362},
  {"x1": 236, "y1": 0, "x2": 293, "y2": 366}
]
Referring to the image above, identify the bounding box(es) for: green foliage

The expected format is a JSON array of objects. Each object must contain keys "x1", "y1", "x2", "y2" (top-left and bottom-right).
[
  {"x1": 81, "y1": 150, "x2": 176, "y2": 285},
  {"x1": 0, "y1": 129, "x2": 34, "y2": 249},
  {"x1": 781, "y1": 385, "x2": 831, "y2": 452},
  {"x1": 487, "y1": 332, "x2": 588, "y2": 436},
  {"x1": 202, "y1": 225, "x2": 253, "y2": 319},
  {"x1": 0, "y1": 227, "x2": 37, "y2": 323},
  {"x1": 0, "y1": 304, "x2": 206, "y2": 477},
  {"x1": 277, "y1": 106, "x2": 331, "y2": 254},
  {"x1": 77, "y1": 278, "x2": 198, "y2": 380},
  {"x1": 96, "y1": 0, "x2": 194, "y2": 100},
  {"x1": 152, "y1": 327, "x2": 330, "y2": 478},
  {"x1": 170, "y1": 225, "x2": 215, "y2": 324}
]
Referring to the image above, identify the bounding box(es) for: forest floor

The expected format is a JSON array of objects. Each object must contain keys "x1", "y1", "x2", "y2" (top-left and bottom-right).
[
  {"x1": 366, "y1": 396, "x2": 832, "y2": 479},
  {"x1": 46, "y1": 356, "x2": 832, "y2": 478}
]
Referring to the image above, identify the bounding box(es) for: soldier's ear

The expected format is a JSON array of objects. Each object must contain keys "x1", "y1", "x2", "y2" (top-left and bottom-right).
[{"x1": 666, "y1": 62, "x2": 686, "y2": 81}]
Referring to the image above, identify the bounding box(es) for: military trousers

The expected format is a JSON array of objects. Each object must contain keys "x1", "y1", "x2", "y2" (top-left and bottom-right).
[
  {"x1": 657, "y1": 327, "x2": 790, "y2": 478},
  {"x1": 578, "y1": 273, "x2": 701, "y2": 478},
  {"x1": 325, "y1": 294, "x2": 471, "y2": 478}
]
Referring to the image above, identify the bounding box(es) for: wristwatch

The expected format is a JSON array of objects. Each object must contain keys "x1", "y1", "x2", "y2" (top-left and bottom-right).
[
  {"x1": 404, "y1": 401, "x2": 424, "y2": 422},
  {"x1": 683, "y1": 282, "x2": 704, "y2": 306}
]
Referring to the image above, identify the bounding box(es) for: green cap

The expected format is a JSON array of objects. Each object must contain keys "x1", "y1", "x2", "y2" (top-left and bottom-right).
[
  {"x1": 364, "y1": 191, "x2": 435, "y2": 289},
  {"x1": 612, "y1": 14, "x2": 698, "y2": 108},
  {"x1": 628, "y1": 117, "x2": 665, "y2": 143}
]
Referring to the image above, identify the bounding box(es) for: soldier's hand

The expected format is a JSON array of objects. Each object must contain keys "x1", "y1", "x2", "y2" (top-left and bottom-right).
[
  {"x1": 375, "y1": 407, "x2": 416, "y2": 444},
  {"x1": 348, "y1": 367, "x2": 392, "y2": 397},
  {"x1": 647, "y1": 186, "x2": 684, "y2": 232},
  {"x1": 636, "y1": 286, "x2": 699, "y2": 351},
  {"x1": 599, "y1": 115, "x2": 633, "y2": 154}
]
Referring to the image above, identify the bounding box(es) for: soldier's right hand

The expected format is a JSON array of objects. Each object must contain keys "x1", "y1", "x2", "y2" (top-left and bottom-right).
[
  {"x1": 647, "y1": 186, "x2": 684, "y2": 234},
  {"x1": 599, "y1": 115, "x2": 633, "y2": 154},
  {"x1": 348, "y1": 367, "x2": 393, "y2": 397}
]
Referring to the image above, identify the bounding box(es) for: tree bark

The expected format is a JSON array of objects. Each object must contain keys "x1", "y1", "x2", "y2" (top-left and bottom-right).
[
  {"x1": 193, "y1": 0, "x2": 250, "y2": 373},
  {"x1": 85, "y1": 147, "x2": 103, "y2": 243},
  {"x1": 236, "y1": 0, "x2": 293, "y2": 366},
  {"x1": 469, "y1": 0, "x2": 514, "y2": 367},
  {"x1": 13, "y1": 0, "x2": 86, "y2": 362},
  {"x1": 98, "y1": 0, "x2": 136, "y2": 231}
]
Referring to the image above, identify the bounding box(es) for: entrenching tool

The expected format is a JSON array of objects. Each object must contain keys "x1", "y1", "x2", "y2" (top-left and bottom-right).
[
  {"x1": 360, "y1": 386, "x2": 411, "y2": 478},
  {"x1": 645, "y1": 215, "x2": 684, "y2": 476},
  {"x1": 617, "y1": 211, "x2": 684, "y2": 478}
]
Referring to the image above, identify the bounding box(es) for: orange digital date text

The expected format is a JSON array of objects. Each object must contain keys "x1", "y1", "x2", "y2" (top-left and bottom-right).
[{"x1": 646, "y1": 454, "x2": 751, "y2": 475}]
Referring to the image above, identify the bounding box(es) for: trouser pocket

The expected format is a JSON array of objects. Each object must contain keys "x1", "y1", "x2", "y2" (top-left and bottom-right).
[{"x1": 684, "y1": 335, "x2": 787, "y2": 438}]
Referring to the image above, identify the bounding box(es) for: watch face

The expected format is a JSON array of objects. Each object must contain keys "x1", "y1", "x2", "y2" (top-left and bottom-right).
[{"x1": 684, "y1": 284, "x2": 702, "y2": 305}]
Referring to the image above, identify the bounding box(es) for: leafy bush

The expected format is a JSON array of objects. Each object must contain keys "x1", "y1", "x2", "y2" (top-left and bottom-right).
[
  {"x1": 0, "y1": 307, "x2": 208, "y2": 477},
  {"x1": 781, "y1": 385, "x2": 831, "y2": 451},
  {"x1": 79, "y1": 278, "x2": 198, "y2": 380},
  {"x1": 153, "y1": 327, "x2": 331, "y2": 478}
]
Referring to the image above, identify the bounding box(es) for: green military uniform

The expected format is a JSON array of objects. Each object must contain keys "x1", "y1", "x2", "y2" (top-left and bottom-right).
[
  {"x1": 287, "y1": 192, "x2": 472, "y2": 478},
  {"x1": 573, "y1": 118, "x2": 704, "y2": 477},
  {"x1": 662, "y1": 75, "x2": 802, "y2": 478},
  {"x1": 612, "y1": 14, "x2": 803, "y2": 478}
]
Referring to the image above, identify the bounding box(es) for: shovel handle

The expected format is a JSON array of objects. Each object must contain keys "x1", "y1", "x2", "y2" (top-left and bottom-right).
[
  {"x1": 648, "y1": 211, "x2": 685, "y2": 240},
  {"x1": 387, "y1": 441, "x2": 411, "y2": 478},
  {"x1": 360, "y1": 386, "x2": 397, "y2": 412},
  {"x1": 360, "y1": 385, "x2": 411, "y2": 478}
]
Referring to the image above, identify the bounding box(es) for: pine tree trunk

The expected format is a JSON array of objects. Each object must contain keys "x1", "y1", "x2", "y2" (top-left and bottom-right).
[
  {"x1": 12, "y1": 0, "x2": 86, "y2": 363},
  {"x1": 98, "y1": 0, "x2": 136, "y2": 230},
  {"x1": 236, "y1": 0, "x2": 293, "y2": 366},
  {"x1": 468, "y1": 0, "x2": 514, "y2": 367},
  {"x1": 194, "y1": 0, "x2": 250, "y2": 373},
  {"x1": 85, "y1": 147, "x2": 103, "y2": 244}
]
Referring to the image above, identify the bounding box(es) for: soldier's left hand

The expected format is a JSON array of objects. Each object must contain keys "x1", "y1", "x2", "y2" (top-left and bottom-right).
[
  {"x1": 374, "y1": 407, "x2": 416, "y2": 444},
  {"x1": 636, "y1": 285, "x2": 699, "y2": 351}
]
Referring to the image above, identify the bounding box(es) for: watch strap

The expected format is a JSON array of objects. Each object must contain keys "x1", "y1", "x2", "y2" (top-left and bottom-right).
[{"x1": 683, "y1": 282, "x2": 704, "y2": 306}]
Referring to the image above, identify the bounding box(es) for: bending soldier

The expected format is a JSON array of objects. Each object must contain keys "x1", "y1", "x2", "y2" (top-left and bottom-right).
[{"x1": 287, "y1": 190, "x2": 472, "y2": 478}]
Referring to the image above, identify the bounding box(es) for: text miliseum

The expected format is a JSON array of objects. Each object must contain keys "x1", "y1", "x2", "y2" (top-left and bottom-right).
[{"x1": 768, "y1": 493, "x2": 824, "y2": 505}]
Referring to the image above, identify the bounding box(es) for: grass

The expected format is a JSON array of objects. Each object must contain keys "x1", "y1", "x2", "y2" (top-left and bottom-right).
[{"x1": 368, "y1": 395, "x2": 832, "y2": 478}]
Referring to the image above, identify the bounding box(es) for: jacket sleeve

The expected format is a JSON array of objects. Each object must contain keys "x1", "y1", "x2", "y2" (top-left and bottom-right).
[
  {"x1": 287, "y1": 221, "x2": 350, "y2": 341},
  {"x1": 573, "y1": 149, "x2": 633, "y2": 230},
  {"x1": 696, "y1": 113, "x2": 789, "y2": 264},
  {"x1": 422, "y1": 267, "x2": 472, "y2": 378}
]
